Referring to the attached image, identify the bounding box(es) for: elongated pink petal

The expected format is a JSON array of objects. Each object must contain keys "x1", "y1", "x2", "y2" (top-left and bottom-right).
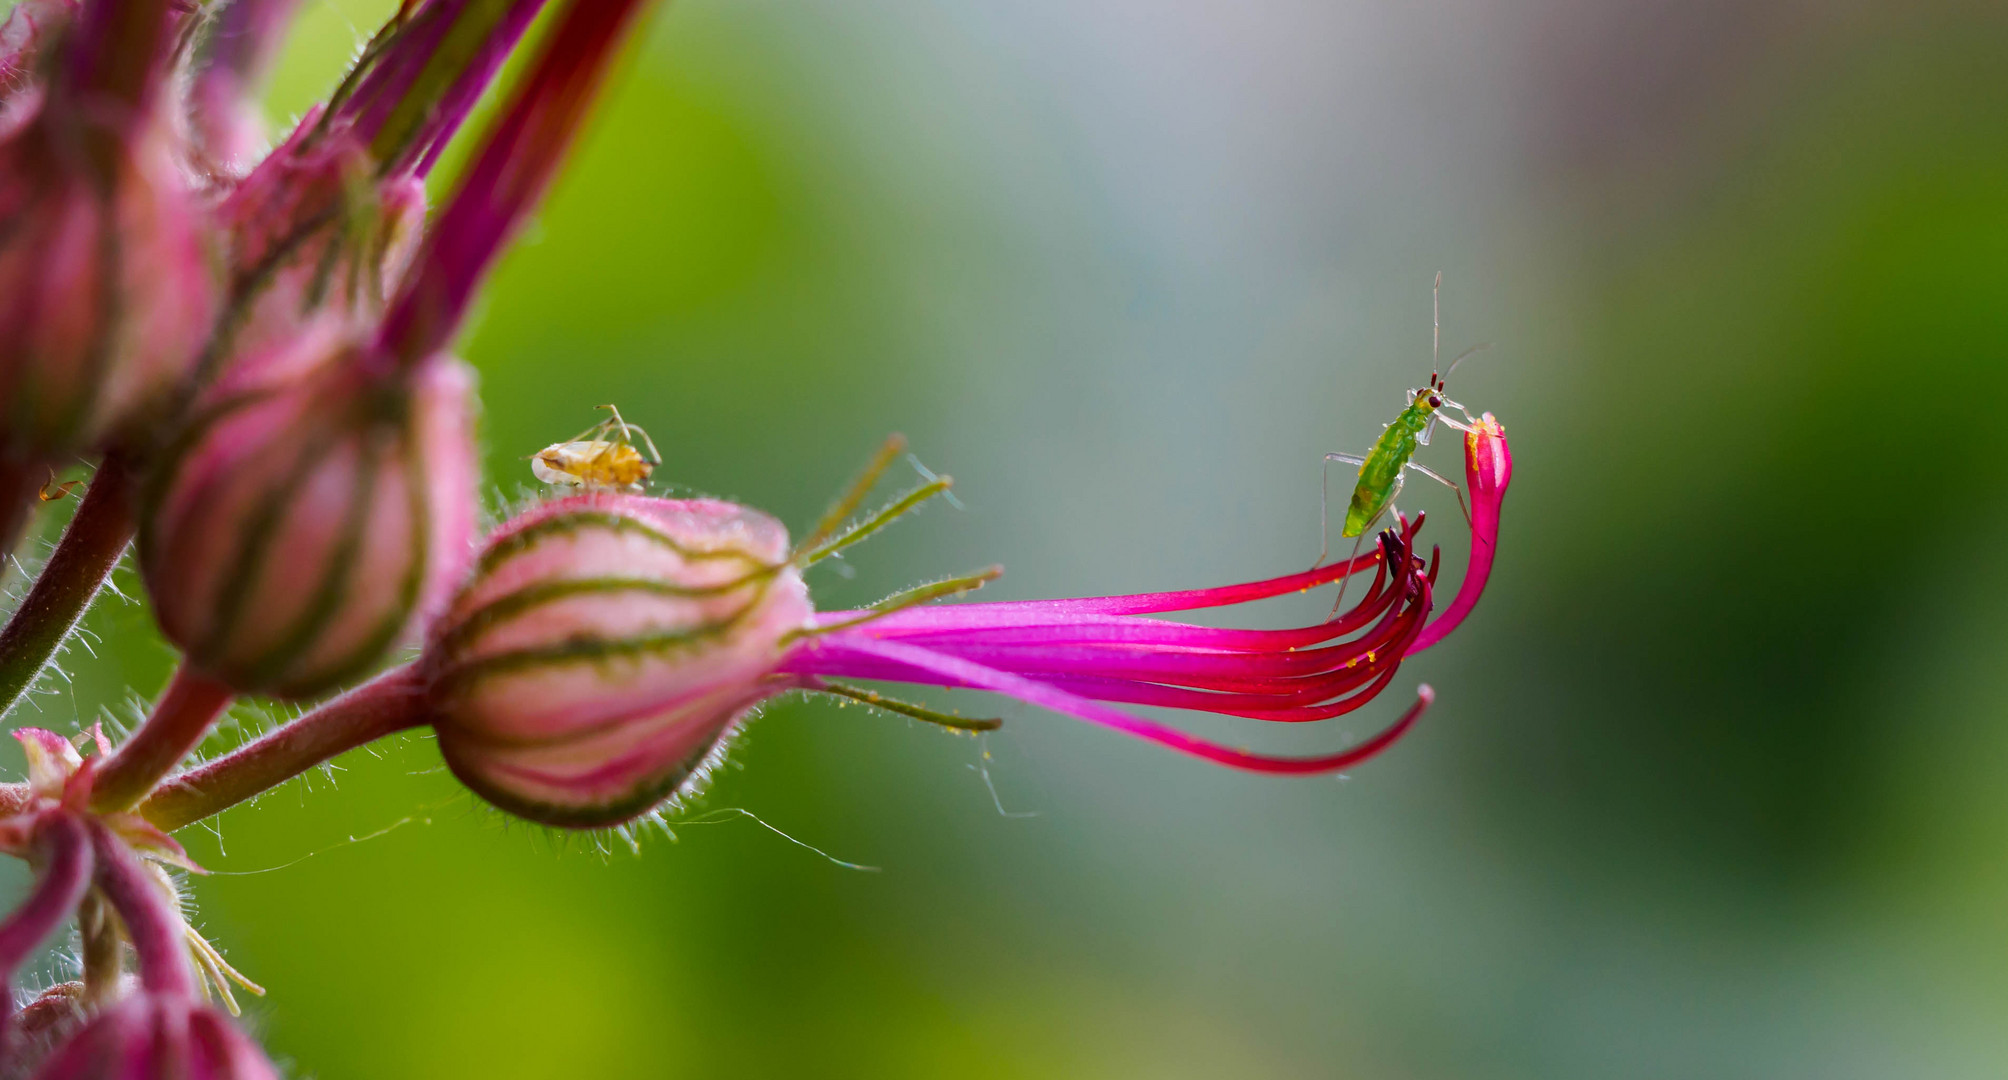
[
  {"x1": 797, "y1": 635, "x2": 1431, "y2": 774},
  {"x1": 1022, "y1": 665, "x2": 1400, "y2": 722},
  {"x1": 821, "y1": 561, "x2": 1398, "y2": 648},
  {"x1": 890, "y1": 531, "x2": 1398, "y2": 620},
  {"x1": 1409, "y1": 414, "x2": 1510, "y2": 653},
  {"x1": 817, "y1": 534, "x2": 1403, "y2": 646}
]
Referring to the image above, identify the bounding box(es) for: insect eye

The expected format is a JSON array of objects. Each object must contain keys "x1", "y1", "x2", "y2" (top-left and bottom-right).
[{"x1": 1428, "y1": 394, "x2": 1443, "y2": 408}]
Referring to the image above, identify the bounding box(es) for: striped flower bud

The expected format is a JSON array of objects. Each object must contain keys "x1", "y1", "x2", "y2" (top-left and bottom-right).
[
  {"x1": 422, "y1": 494, "x2": 812, "y2": 828},
  {"x1": 140, "y1": 321, "x2": 476, "y2": 699},
  {"x1": 215, "y1": 115, "x2": 428, "y2": 362},
  {"x1": 0, "y1": 116, "x2": 217, "y2": 455}
]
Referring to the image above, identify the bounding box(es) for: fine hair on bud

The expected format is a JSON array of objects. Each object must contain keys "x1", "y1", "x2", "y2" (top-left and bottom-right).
[
  {"x1": 140, "y1": 319, "x2": 477, "y2": 699},
  {"x1": 422, "y1": 494, "x2": 814, "y2": 828},
  {"x1": 25, "y1": 992, "x2": 279, "y2": 1079}
]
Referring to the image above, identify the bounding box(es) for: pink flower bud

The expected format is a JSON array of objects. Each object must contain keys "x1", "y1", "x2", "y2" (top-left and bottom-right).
[
  {"x1": 140, "y1": 322, "x2": 477, "y2": 699},
  {"x1": 423, "y1": 494, "x2": 812, "y2": 827},
  {"x1": 8, "y1": 981, "x2": 89, "y2": 1077},
  {"x1": 0, "y1": 115, "x2": 218, "y2": 454},
  {"x1": 214, "y1": 116, "x2": 427, "y2": 361},
  {"x1": 25, "y1": 993, "x2": 277, "y2": 1080}
]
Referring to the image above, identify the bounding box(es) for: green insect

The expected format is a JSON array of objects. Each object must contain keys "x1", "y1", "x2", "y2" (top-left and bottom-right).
[{"x1": 1320, "y1": 274, "x2": 1485, "y2": 601}]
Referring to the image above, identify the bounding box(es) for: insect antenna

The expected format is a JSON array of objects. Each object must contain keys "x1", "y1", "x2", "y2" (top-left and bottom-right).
[
  {"x1": 1430, "y1": 270, "x2": 1444, "y2": 381},
  {"x1": 1443, "y1": 341, "x2": 1492, "y2": 382}
]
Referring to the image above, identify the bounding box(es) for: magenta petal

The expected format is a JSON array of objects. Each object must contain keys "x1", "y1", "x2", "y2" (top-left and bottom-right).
[
  {"x1": 1409, "y1": 414, "x2": 1510, "y2": 653},
  {"x1": 799, "y1": 635, "x2": 1432, "y2": 775},
  {"x1": 898, "y1": 540, "x2": 1390, "y2": 620}
]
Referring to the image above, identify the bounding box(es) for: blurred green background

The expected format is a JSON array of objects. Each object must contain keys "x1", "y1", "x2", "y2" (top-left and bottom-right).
[{"x1": 8, "y1": 0, "x2": 2008, "y2": 1076}]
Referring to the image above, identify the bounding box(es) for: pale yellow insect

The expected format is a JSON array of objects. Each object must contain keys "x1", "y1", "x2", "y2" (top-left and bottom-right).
[{"x1": 531, "y1": 405, "x2": 662, "y2": 493}]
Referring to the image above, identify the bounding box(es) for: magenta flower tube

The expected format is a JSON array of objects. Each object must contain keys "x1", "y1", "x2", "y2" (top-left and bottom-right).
[
  {"x1": 1408, "y1": 412, "x2": 1509, "y2": 653},
  {"x1": 423, "y1": 492, "x2": 1437, "y2": 828}
]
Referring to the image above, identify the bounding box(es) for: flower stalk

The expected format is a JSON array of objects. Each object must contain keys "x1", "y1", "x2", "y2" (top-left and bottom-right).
[
  {"x1": 140, "y1": 665, "x2": 428, "y2": 832},
  {"x1": 0, "y1": 813, "x2": 91, "y2": 1023},
  {"x1": 379, "y1": 0, "x2": 655, "y2": 368},
  {"x1": 86, "y1": 821, "x2": 191, "y2": 996},
  {"x1": 57, "y1": 0, "x2": 178, "y2": 143},
  {"x1": 88, "y1": 665, "x2": 236, "y2": 814},
  {"x1": 0, "y1": 454, "x2": 137, "y2": 720}
]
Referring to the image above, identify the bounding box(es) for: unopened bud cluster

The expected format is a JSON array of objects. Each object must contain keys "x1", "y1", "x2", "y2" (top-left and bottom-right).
[{"x1": 0, "y1": 0, "x2": 629, "y2": 1074}]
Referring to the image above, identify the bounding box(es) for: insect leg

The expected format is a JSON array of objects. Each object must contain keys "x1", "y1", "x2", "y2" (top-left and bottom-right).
[
  {"x1": 598, "y1": 404, "x2": 633, "y2": 443},
  {"x1": 1327, "y1": 520, "x2": 1377, "y2": 619},
  {"x1": 1319, "y1": 452, "x2": 1368, "y2": 566},
  {"x1": 628, "y1": 422, "x2": 663, "y2": 464},
  {"x1": 1437, "y1": 395, "x2": 1481, "y2": 430},
  {"x1": 1403, "y1": 461, "x2": 1470, "y2": 525},
  {"x1": 1329, "y1": 474, "x2": 1398, "y2": 618}
]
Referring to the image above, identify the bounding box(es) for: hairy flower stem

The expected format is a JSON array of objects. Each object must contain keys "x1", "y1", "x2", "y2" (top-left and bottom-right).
[
  {"x1": 0, "y1": 455, "x2": 138, "y2": 720},
  {"x1": 64, "y1": 0, "x2": 177, "y2": 118},
  {"x1": 349, "y1": 0, "x2": 550, "y2": 175},
  {"x1": 89, "y1": 666, "x2": 236, "y2": 814},
  {"x1": 0, "y1": 815, "x2": 92, "y2": 1031},
  {"x1": 140, "y1": 665, "x2": 427, "y2": 832},
  {"x1": 88, "y1": 821, "x2": 193, "y2": 996}
]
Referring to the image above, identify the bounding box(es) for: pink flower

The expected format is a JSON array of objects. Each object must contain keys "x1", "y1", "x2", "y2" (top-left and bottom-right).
[
  {"x1": 139, "y1": 323, "x2": 477, "y2": 699},
  {"x1": 423, "y1": 489, "x2": 1443, "y2": 827}
]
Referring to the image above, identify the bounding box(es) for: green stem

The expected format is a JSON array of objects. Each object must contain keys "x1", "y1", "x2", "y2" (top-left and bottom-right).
[
  {"x1": 76, "y1": 890, "x2": 123, "y2": 1007},
  {"x1": 89, "y1": 664, "x2": 236, "y2": 814},
  {"x1": 0, "y1": 455, "x2": 138, "y2": 721},
  {"x1": 140, "y1": 664, "x2": 428, "y2": 832}
]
